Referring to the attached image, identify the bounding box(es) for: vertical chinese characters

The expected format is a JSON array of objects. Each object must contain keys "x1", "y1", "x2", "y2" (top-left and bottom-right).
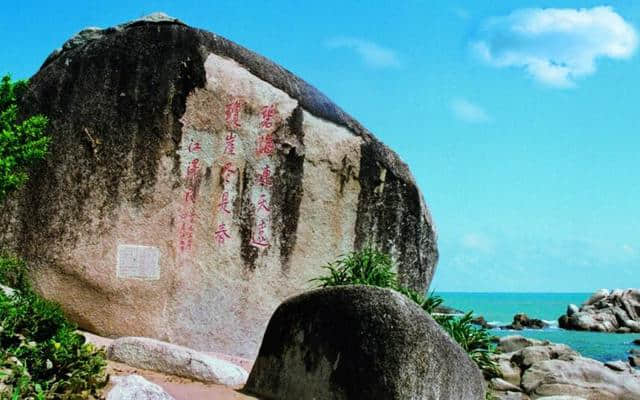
[
  {"x1": 215, "y1": 98, "x2": 244, "y2": 245},
  {"x1": 178, "y1": 138, "x2": 202, "y2": 252},
  {"x1": 250, "y1": 103, "x2": 278, "y2": 249}
]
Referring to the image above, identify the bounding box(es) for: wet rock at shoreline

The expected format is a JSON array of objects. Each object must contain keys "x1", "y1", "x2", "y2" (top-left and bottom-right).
[
  {"x1": 471, "y1": 315, "x2": 495, "y2": 329},
  {"x1": 244, "y1": 286, "x2": 485, "y2": 400},
  {"x1": 487, "y1": 335, "x2": 640, "y2": 400},
  {"x1": 501, "y1": 313, "x2": 548, "y2": 330},
  {"x1": 558, "y1": 289, "x2": 640, "y2": 333}
]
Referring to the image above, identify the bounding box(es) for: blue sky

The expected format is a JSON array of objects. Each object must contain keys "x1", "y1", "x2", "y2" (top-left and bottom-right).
[{"x1": 2, "y1": 1, "x2": 639, "y2": 292}]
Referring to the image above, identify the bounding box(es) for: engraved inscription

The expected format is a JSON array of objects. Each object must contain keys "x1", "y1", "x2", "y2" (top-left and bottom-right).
[{"x1": 117, "y1": 245, "x2": 160, "y2": 280}]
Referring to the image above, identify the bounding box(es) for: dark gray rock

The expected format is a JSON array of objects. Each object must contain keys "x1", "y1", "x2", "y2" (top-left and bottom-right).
[
  {"x1": 244, "y1": 285, "x2": 485, "y2": 400},
  {"x1": 567, "y1": 304, "x2": 579, "y2": 316},
  {"x1": 502, "y1": 313, "x2": 547, "y2": 330},
  {"x1": 634, "y1": 338, "x2": 640, "y2": 345},
  {"x1": 471, "y1": 315, "x2": 494, "y2": 329}
]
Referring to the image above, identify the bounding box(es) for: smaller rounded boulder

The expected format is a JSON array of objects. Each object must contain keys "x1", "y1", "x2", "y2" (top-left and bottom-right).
[{"x1": 243, "y1": 285, "x2": 485, "y2": 400}]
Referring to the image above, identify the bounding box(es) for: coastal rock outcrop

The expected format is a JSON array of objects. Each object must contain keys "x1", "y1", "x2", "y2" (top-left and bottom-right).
[
  {"x1": 244, "y1": 286, "x2": 485, "y2": 400},
  {"x1": 501, "y1": 313, "x2": 547, "y2": 330},
  {"x1": 0, "y1": 13, "x2": 438, "y2": 358},
  {"x1": 487, "y1": 335, "x2": 640, "y2": 400},
  {"x1": 558, "y1": 289, "x2": 640, "y2": 333}
]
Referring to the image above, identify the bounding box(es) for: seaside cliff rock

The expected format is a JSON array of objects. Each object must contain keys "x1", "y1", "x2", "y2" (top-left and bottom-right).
[
  {"x1": 487, "y1": 335, "x2": 640, "y2": 400},
  {"x1": 0, "y1": 13, "x2": 438, "y2": 358},
  {"x1": 244, "y1": 285, "x2": 485, "y2": 400},
  {"x1": 558, "y1": 289, "x2": 640, "y2": 333}
]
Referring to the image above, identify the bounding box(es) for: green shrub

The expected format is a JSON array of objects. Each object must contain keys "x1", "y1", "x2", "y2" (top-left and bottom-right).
[
  {"x1": 0, "y1": 253, "x2": 31, "y2": 293},
  {"x1": 312, "y1": 246, "x2": 501, "y2": 377},
  {"x1": 311, "y1": 246, "x2": 398, "y2": 288},
  {"x1": 434, "y1": 312, "x2": 501, "y2": 378},
  {"x1": 0, "y1": 74, "x2": 50, "y2": 203},
  {"x1": 0, "y1": 256, "x2": 108, "y2": 399}
]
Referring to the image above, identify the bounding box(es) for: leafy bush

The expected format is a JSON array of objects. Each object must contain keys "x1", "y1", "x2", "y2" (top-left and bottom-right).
[
  {"x1": 311, "y1": 246, "x2": 397, "y2": 288},
  {"x1": 0, "y1": 74, "x2": 50, "y2": 202},
  {"x1": 434, "y1": 312, "x2": 501, "y2": 378},
  {"x1": 312, "y1": 246, "x2": 500, "y2": 377},
  {"x1": 0, "y1": 256, "x2": 108, "y2": 399},
  {"x1": 0, "y1": 253, "x2": 31, "y2": 293}
]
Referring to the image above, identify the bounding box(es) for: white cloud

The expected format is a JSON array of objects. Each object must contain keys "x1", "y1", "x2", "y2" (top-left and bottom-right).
[
  {"x1": 450, "y1": 98, "x2": 491, "y2": 123},
  {"x1": 472, "y1": 6, "x2": 638, "y2": 87},
  {"x1": 326, "y1": 37, "x2": 401, "y2": 68},
  {"x1": 461, "y1": 233, "x2": 494, "y2": 253}
]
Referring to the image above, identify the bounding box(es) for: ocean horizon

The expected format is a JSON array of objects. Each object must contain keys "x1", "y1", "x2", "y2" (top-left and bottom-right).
[{"x1": 438, "y1": 292, "x2": 637, "y2": 363}]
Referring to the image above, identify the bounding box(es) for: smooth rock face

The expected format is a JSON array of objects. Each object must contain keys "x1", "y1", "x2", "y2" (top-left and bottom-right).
[
  {"x1": 488, "y1": 335, "x2": 640, "y2": 400},
  {"x1": 244, "y1": 286, "x2": 485, "y2": 400},
  {"x1": 107, "y1": 336, "x2": 248, "y2": 386},
  {"x1": 0, "y1": 15, "x2": 437, "y2": 357},
  {"x1": 558, "y1": 289, "x2": 640, "y2": 333},
  {"x1": 107, "y1": 375, "x2": 175, "y2": 400}
]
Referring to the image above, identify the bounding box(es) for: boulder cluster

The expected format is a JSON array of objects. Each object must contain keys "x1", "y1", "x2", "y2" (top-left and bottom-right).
[
  {"x1": 558, "y1": 289, "x2": 640, "y2": 333},
  {"x1": 487, "y1": 335, "x2": 640, "y2": 400}
]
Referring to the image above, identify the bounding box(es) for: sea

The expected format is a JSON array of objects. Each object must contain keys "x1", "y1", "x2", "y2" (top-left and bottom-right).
[{"x1": 439, "y1": 292, "x2": 637, "y2": 363}]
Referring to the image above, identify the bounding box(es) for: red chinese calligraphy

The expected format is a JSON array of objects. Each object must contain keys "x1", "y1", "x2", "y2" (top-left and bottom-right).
[
  {"x1": 188, "y1": 140, "x2": 202, "y2": 153},
  {"x1": 225, "y1": 99, "x2": 243, "y2": 129},
  {"x1": 186, "y1": 159, "x2": 200, "y2": 179},
  {"x1": 184, "y1": 187, "x2": 196, "y2": 203},
  {"x1": 256, "y1": 133, "x2": 275, "y2": 156},
  {"x1": 221, "y1": 162, "x2": 237, "y2": 182},
  {"x1": 218, "y1": 191, "x2": 232, "y2": 214},
  {"x1": 251, "y1": 219, "x2": 269, "y2": 247},
  {"x1": 224, "y1": 133, "x2": 236, "y2": 155},
  {"x1": 256, "y1": 193, "x2": 270, "y2": 213},
  {"x1": 260, "y1": 104, "x2": 277, "y2": 129},
  {"x1": 178, "y1": 222, "x2": 194, "y2": 252},
  {"x1": 256, "y1": 165, "x2": 273, "y2": 187},
  {"x1": 214, "y1": 223, "x2": 231, "y2": 244},
  {"x1": 178, "y1": 207, "x2": 196, "y2": 223}
]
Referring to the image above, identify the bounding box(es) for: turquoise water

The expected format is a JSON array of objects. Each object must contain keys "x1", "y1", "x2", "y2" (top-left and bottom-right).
[{"x1": 439, "y1": 292, "x2": 638, "y2": 362}]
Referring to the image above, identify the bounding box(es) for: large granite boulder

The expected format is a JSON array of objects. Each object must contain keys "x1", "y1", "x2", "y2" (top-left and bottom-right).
[
  {"x1": 558, "y1": 289, "x2": 640, "y2": 333},
  {"x1": 0, "y1": 13, "x2": 438, "y2": 358},
  {"x1": 487, "y1": 335, "x2": 640, "y2": 400},
  {"x1": 244, "y1": 285, "x2": 485, "y2": 400}
]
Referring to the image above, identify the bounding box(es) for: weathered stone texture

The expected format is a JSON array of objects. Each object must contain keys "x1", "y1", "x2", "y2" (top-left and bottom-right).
[
  {"x1": 244, "y1": 286, "x2": 485, "y2": 400},
  {"x1": 0, "y1": 14, "x2": 437, "y2": 357}
]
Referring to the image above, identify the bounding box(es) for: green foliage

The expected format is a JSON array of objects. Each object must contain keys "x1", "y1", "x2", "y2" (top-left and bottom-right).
[
  {"x1": 312, "y1": 246, "x2": 501, "y2": 378},
  {"x1": 0, "y1": 253, "x2": 31, "y2": 293},
  {"x1": 434, "y1": 312, "x2": 502, "y2": 378},
  {"x1": 0, "y1": 256, "x2": 108, "y2": 399},
  {"x1": 0, "y1": 74, "x2": 50, "y2": 203},
  {"x1": 311, "y1": 246, "x2": 398, "y2": 288}
]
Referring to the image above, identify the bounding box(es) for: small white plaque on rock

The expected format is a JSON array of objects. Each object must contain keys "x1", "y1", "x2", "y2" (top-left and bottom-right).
[{"x1": 117, "y1": 245, "x2": 160, "y2": 280}]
